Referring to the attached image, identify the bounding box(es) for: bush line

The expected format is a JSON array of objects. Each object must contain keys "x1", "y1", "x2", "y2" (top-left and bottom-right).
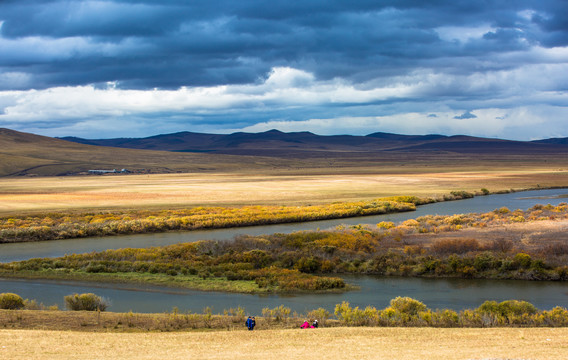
[
  {"x1": 1, "y1": 193, "x2": 478, "y2": 243},
  {"x1": 2, "y1": 294, "x2": 568, "y2": 329}
]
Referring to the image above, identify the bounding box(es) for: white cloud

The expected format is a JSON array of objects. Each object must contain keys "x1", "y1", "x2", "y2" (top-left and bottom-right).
[
  {"x1": 263, "y1": 67, "x2": 315, "y2": 88},
  {"x1": 1, "y1": 65, "x2": 567, "y2": 140},
  {"x1": 237, "y1": 107, "x2": 566, "y2": 140},
  {"x1": 0, "y1": 66, "x2": 416, "y2": 122}
]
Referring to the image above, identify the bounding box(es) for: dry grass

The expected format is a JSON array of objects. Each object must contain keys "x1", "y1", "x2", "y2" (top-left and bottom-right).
[
  {"x1": 409, "y1": 219, "x2": 568, "y2": 253},
  {"x1": 1, "y1": 167, "x2": 567, "y2": 215},
  {"x1": 2, "y1": 327, "x2": 568, "y2": 359}
]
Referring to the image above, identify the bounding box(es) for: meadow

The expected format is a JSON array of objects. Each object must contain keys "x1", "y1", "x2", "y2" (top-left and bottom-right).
[
  {"x1": 2, "y1": 327, "x2": 568, "y2": 359},
  {"x1": 1, "y1": 154, "x2": 567, "y2": 216}
]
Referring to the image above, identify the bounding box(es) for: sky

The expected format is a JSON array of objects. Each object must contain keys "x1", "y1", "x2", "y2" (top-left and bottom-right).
[{"x1": 0, "y1": 0, "x2": 567, "y2": 140}]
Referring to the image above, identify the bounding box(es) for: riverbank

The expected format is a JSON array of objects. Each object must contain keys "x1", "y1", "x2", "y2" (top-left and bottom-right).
[
  {"x1": 0, "y1": 187, "x2": 552, "y2": 244},
  {"x1": 0, "y1": 271, "x2": 269, "y2": 294},
  {"x1": 2, "y1": 296, "x2": 568, "y2": 331}
]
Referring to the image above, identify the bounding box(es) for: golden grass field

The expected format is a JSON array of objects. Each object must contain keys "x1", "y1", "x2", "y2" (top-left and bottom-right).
[
  {"x1": 1, "y1": 127, "x2": 567, "y2": 215},
  {"x1": 1, "y1": 166, "x2": 567, "y2": 215},
  {"x1": 2, "y1": 327, "x2": 568, "y2": 359}
]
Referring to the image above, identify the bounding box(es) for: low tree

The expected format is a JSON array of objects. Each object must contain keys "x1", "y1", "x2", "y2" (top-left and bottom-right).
[
  {"x1": 64, "y1": 293, "x2": 109, "y2": 311},
  {"x1": 0, "y1": 293, "x2": 25, "y2": 310}
]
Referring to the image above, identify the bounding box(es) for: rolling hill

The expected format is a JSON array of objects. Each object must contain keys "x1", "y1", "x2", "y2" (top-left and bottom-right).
[
  {"x1": 60, "y1": 129, "x2": 568, "y2": 156},
  {"x1": 0, "y1": 128, "x2": 293, "y2": 177}
]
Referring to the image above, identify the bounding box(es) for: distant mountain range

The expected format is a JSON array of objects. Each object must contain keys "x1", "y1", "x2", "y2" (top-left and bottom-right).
[
  {"x1": 60, "y1": 129, "x2": 568, "y2": 156},
  {"x1": 1, "y1": 127, "x2": 567, "y2": 177}
]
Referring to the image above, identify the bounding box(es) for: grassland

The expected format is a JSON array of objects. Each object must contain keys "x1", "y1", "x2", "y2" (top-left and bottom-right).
[
  {"x1": 1, "y1": 164, "x2": 567, "y2": 216},
  {"x1": 2, "y1": 127, "x2": 567, "y2": 216},
  {"x1": 2, "y1": 327, "x2": 568, "y2": 359}
]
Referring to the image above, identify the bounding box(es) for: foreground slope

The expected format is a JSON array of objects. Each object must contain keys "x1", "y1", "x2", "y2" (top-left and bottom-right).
[{"x1": 2, "y1": 328, "x2": 567, "y2": 360}]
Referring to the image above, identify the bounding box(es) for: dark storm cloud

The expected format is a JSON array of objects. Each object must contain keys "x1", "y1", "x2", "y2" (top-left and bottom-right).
[
  {"x1": 1, "y1": 0, "x2": 566, "y2": 90},
  {"x1": 454, "y1": 111, "x2": 477, "y2": 120},
  {"x1": 1, "y1": 0, "x2": 567, "y2": 140}
]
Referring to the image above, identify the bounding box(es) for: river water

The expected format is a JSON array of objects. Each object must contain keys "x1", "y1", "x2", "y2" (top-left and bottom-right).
[
  {"x1": 1, "y1": 188, "x2": 567, "y2": 263},
  {"x1": 2, "y1": 275, "x2": 567, "y2": 314},
  {"x1": 1, "y1": 188, "x2": 567, "y2": 313}
]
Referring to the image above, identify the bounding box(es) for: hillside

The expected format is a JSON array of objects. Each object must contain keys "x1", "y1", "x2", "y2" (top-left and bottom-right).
[
  {"x1": 3, "y1": 127, "x2": 568, "y2": 177},
  {"x1": 0, "y1": 128, "x2": 292, "y2": 177},
  {"x1": 61, "y1": 129, "x2": 568, "y2": 156}
]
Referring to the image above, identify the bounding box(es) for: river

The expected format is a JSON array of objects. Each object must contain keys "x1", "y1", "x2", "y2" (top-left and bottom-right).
[
  {"x1": 1, "y1": 275, "x2": 567, "y2": 314},
  {"x1": 1, "y1": 188, "x2": 567, "y2": 263},
  {"x1": 1, "y1": 188, "x2": 567, "y2": 314}
]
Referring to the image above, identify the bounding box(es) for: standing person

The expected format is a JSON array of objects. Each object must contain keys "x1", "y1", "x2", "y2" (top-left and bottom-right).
[
  {"x1": 245, "y1": 316, "x2": 253, "y2": 330},
  {"x1": 251, "y1": 316, "x2": 256, "y2": 330}
]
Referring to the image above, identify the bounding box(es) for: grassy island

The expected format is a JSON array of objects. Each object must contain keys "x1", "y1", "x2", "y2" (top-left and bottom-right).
[
  {"x1": 0, "y1": 196, "x2": 431, "y2": 243},
  {"x1": 1, "y1": 202, "x2": 567, "y2": 293}
]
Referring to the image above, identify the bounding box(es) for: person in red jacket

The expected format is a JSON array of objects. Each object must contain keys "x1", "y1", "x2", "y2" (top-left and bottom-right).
[{"x1": 300, "y1": 320, "x2": 311, "y2": 329}]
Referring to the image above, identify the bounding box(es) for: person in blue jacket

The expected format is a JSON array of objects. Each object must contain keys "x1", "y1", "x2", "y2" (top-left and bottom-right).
[{"x1": 246, "y1": 316, "x2": 256, "y2": 330}]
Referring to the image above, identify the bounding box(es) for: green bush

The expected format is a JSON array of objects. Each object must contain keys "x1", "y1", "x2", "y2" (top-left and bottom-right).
[
  {"x1": 0, "y1": 293, "x2": 25, "y2": 310},
  {"x1": 307, "y1": 307, "x2": 331, "y2": 325},
  {"x1": 513, "y1": 253, "x2": 532, "y2": 269},
  {"x1": 166, "y1": 269, "x2": 178, "y2": 276},
  {"x1": 85, "y1": 263, "x2": 107, "y2": 273},
  {"x1": 389, "y1": 296, "x2": 427, "y2": 315},
  {"x1": 295, "y1": 256, "x2": 322, "y2": 273},
  {"x1": 473, "y1": 252, "x2": 496, "y2": 271},
  {"x1": 477, "y1": 300, "x2": 537, "y2": 320},
  {"x1": 449, "y1": 191, "x2": 474, "y2": 199},
  {"x1": 333, "y1": 301, "x2": 374, "y2": 326},
  {"x1": 262, "y1": 305, "x2": 291, "y2": 322},
  {"x1": 64, "y1": 293, "x2": 109, "y2": 311},
  {"x1": 498, "y1": 300, "x2": 537, "y2": 316}
]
